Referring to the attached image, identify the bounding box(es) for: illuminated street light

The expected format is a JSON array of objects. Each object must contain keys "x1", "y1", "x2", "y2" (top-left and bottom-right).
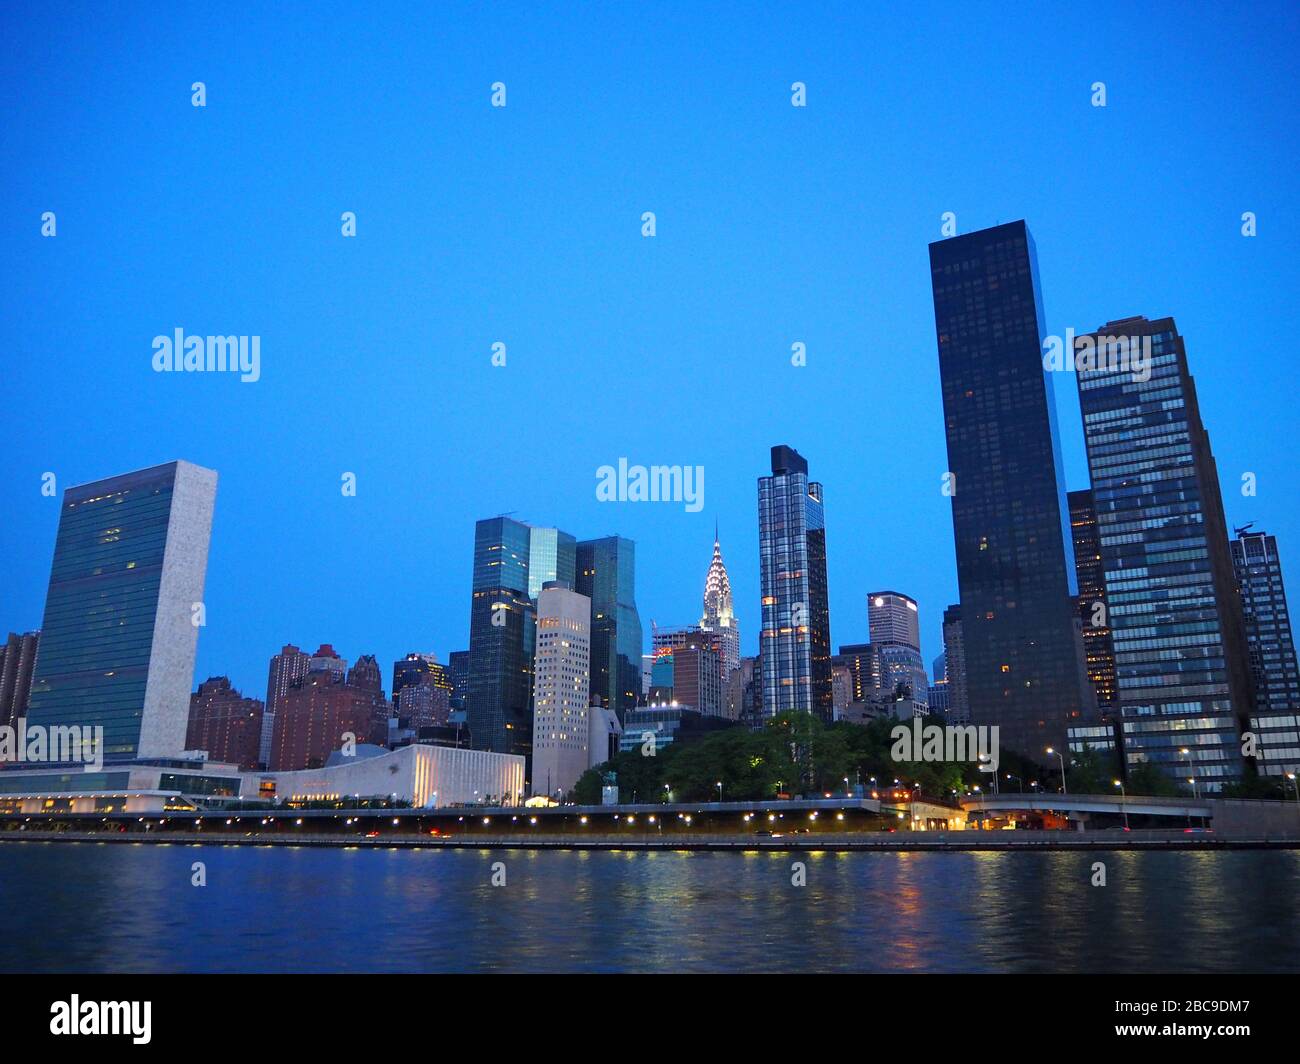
[{"x1": 1113, "y1": 779, "x2": 1129, "y2": 830}]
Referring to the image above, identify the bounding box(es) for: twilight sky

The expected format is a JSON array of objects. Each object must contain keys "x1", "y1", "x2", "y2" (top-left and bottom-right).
[{"x1": 3, "y1": 1, "x2": 1298, "y2": 698}]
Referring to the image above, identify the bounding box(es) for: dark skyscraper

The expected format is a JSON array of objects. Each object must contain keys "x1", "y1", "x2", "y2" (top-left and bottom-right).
[
  {"x1": 1068, "y1": 489, "x2": 1119, "y2": 714},
  {"x1": 941, "y1": 605, "x2": 970, "y2": 726},
  {"x1": 1231, "y1": 529, "x2": 1299, "y2": 777},
  {"x1": 466, "y1": 517, "x2": 536, "y2": 756},
  {"x1": 448, "y1": 649, "x2": 470, "y2": 710},
  {"x1": 576, "y1": 536, "x2": 642, "y2": 720},
  {"x1": 0, "y1": 631, "x2": 39, "y2": 732},
  {"x1": 26, "y1": 461, "x2": 217, "y2": 760},
  {"x1": 1076, "y1": 316, "x2": 1254, "y2": 787},
  {"x1": 929, "y1": 221, "x2": 1088, "y2": 760},
  {"x1": 758, "y1": 445, "x2": 832, "y2": 721}
]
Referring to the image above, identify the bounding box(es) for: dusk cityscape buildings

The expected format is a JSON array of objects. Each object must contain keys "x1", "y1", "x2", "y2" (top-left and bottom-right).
[
  {"x1": 1075, "y1": 316, "x2": 1256, "y2": 785},
  {"x1": 929, "y1": 221, "x2": 1093, "y2": 762},
  {"x1": 0, "y1": 227, "x2": 1291, "y2": 807},
  {"x1": 25, "y1": 460, "x2": 217, "y2": 761},
  {"x1": 1232, "y1": 528, "x2": 1300, "y2": 777},
  {"x1": 757, "y1": 445, "x2": 832, "y2": 722}
]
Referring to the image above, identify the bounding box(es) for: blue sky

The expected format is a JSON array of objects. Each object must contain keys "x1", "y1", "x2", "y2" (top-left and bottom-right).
[{"x1": 3, "y1": 1, "x2": 1298, "y2": 697}]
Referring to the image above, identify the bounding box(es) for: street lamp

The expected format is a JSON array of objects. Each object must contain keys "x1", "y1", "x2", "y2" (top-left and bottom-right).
[
  {"x1": 1288, "y1": 772, "x2": 1300, "y2": 804},
  {"x1": 716, "y1": 781, "x2": 723, "y2": 803},
  {"x1": 1113, "y1": 779, "x2": 1129, "y2": 830},
  {"x1": 1006, "y1": 773, "x2": 1024, "y2": 793},
  {"x1": 1046, "y1": 747, "x2": 1068, "y2": 795}
]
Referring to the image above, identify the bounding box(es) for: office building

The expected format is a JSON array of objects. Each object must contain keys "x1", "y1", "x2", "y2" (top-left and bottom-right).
[
  {"x1": 758, "y1": 445, "x2": 832, "y2": 721},
  {"x1": 869, "y1": 591, "x2": 928, "y2": 708},
  {"x1": 1231, "y1": 528, "x2": 1300, "y2": 776},
  {"x1": 1076, "y1": 316, "x2": 1255, "y2": 786},
  {"x1": 576, "y1": 535, "x2": 643, "y2": 720},
  {"x1": 530, "y1": 583, "x2": 592, "y2": 799},
  {"x1": 0, "y1": 631, "x2": 39, "y2": 732},
  {"x1": 26, "y1": 460, "x2": 217, "y2": 760},
  {"x1": 1068, "y1": 489, "x2": 1119, "y2": 713},
  {"x1": 186, "y1": 676, "x2": 264, "y2": 769},
  {"x1": 699, "y1": 528, "x2": 741, "y2": 681},
  {"x1": 941, "y1": 605, "x2": 970, "y2": 726},
  {"x1": 929, "y1": 221, "x2": 1089, "y2": 760}
]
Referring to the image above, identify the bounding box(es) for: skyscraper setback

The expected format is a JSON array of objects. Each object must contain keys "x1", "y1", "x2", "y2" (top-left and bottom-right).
[
  {"x1": 1075, "y1": 316, "x2": 1255, "y2": 786},
  {"x1": 929, "y1": 221, "x2": 1090, "y2": 760},
  {"x1": 758, "y1": 445, "x2": 832, "y2": 721},
  {"x1": 26, "y1": 461, "x2": 217, "y2": 760}
]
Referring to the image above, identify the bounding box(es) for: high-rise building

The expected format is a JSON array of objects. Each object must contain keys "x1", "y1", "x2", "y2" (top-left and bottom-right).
[
  {"x1": 648, "y1": 627, "x2": 723, "y2": 716},
  {"x1": 868, "y1": 592, "x2": 928, "y2": 709},
  {"x1": 758, "y1": 445, "x2": 832, "y2": 721},
  {"x1": 466, "y1": 517, "x2": 537, "y2": 757},
  {"x1": 186, "y1": 676, "x2": 264, "y2": 769},
  {"x1": 699, "y1": 528, "x2": 741, "y2": 681},
  {"x1": 0, "y1": 631, "x2": 39, "y2": 732},
  {"x1": 1068, "y1": 489, "x2": 1119, "y2": 713},
  {"x1": 929, "y1": 221, "x2": 1089, "y2": 760},
  {"x1": 396, "y1": 677, "x2": 452, "y2": 730},
  {"x1": 868, "y1": 592, "x2": 921, "y2": 649},
  {"x1": 941, "y1": 605, "x2": 970, "y2": 726},
  {"x1": 447, "y1": 650, "x2": 469, "y2": 710},
  {"x1": 26, "y1": 460, "x2": 217, "y2": 760},
  {"x1": 1076, "y1": 316, "x2": 1255, "y2": 786},
  {"x1": 266, "y1": 645, "x2": 310, "y2": 715},
  {"x1": 530, "y1": 583, "x2": 592, "y2": 798},
  {"x1": 392, "y1": 653, "x2": 453, "y2": 709},
  {"x1": 576, "y1": 535, "x2": 642, "y2": 721},
  {"x1": 263, "y1": 643, "x2": 309, "y2": 772},
  {"x1": 836, "y1": 643, "x2": 880, "y2": 704},
  {"x1": 347, "y1": 653, "x2": 391, "y2": 746},
  {"x1": 270, "y1": 670, "x2": 381, "y2": 771},
  {"x1": 1231, "y1": 528, "x2": 1300, "y2": 777},
  {"x1": 527, "y1": 528, "x2": 577, "y2": 600}
]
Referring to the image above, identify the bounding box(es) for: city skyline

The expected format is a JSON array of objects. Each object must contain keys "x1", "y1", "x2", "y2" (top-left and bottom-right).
[{"x1": 4, "y1": 6, "x2": 1296, "y2": 707}]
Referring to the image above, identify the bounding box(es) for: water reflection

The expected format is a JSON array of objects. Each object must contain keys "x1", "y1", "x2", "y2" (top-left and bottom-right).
[{"x1": 0, "y1": 844, "x2": 1297, "y2": 973}]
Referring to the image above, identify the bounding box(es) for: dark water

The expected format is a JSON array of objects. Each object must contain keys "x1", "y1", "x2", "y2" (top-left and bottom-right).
[{"x1": 2, "y1": 842, "x2": 1298, "y2": 973}]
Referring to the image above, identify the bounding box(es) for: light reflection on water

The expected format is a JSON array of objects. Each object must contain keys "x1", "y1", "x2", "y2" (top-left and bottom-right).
[{"x1": 1, "y1": 842, "x2": 1297, "y2": 973}]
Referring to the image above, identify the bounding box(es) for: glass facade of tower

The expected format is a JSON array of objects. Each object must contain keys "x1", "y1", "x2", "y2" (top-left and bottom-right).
[
  {"x1": 527, "y1": 527, "x2": 577, "y2": 600},
  {"x1": 466, "y1": 517, "x2": 536, "y2": 756},
  {"x1": 26, "y1": 461, "x2": 215, "y2": 761},
  {"x1": 758, "y1": 445, "x2": 832, "y2": 721},
  {"x1": 929, "y1": 221, "x2": 1088, "y2": 761},
  {"x1": 575, "y1": 536, "x2": 642, "y2": 721},
  {"x1": 1076, "y1": 316, "x2": 1254, "y2": 787},
  {"x1": 1231, "y1": 529, "x2": 1300, "y2": 776},
  {"x1": 1068, "y1": 489, "x2": 1119, "y2": 713}
]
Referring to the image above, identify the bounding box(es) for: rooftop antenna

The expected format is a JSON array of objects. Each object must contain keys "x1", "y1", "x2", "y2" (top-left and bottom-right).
[{"x1": 1234, "y1": 522, "x2": 1255, "y2": 537}]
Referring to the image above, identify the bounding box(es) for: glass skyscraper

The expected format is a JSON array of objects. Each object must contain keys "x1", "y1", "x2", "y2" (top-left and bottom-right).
[
  {"x1": 929, "y1": 221, "x2": 1090, "y2": 761},
  {"x1": 26, "y1": 460, "x2": 217, "y2": 761},
  {"x1": 1232, "y1": 529, "x2": 1300, "y2": 776},
  {"x1": 758, "y1": 445, "x2": 832, "y2": 721},
  {"x1": 575, "y1": 535, "x2": 642, "y2": 721},
  {"x1": 527, "y1": 527, "x2": 577, "y2": 601},
  {"x1": 1068, "y1": 488, "x2": 1119, "y2": 713},
  {"x1": 466, "y1": 517, "x2": 536, "y2": 756},
  {"x1": 1076, "y1": 316, "x2": 1255, "y2": 787}
]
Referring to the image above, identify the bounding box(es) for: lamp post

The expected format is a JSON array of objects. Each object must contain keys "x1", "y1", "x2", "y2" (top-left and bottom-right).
[
  {"x1": 1113, "y1": 779, "x2": 1129, "y2": 830},
  {"x1": 1006, "y1": 773, "x2": 1024, "y2": 793},
  {"x1": 1046, "y1": 747, "x2": 1068, "y2": 795},
  {"x1": 1288, "y1": 772, "x2": 1300, "y2": 804},
  {"x1": 716, "y1": 781, "x2": 723, "y2": 804}
]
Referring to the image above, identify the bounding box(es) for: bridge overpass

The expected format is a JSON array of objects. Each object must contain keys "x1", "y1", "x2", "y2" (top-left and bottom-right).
[{"x1": 959, "y1": 792, "x2": 1212, "y2": 827}]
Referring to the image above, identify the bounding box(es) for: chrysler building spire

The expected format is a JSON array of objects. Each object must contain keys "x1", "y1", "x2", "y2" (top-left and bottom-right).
[{"x1": 700, "y1": 527, "x2": 740, "y2": 677}]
